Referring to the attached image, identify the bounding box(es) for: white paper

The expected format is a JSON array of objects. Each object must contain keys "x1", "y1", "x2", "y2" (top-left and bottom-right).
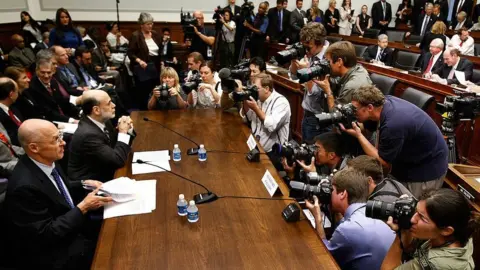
[
  {"x1": 476, "y1": 178, "x2": 480, "y2": 183},
  {"x1": 246, "y1": 134, "x2": 257, "y2": 151},
  {"x1": 132, "y1": 150, "x2": 171, "y2": 175},
  {"x1": 54, "y1": 121, "x2": 78, "y2": 134},
  {"x1": 266, "y1": 64, "x2": 278, "y2": 70},
  {"x1": 454, "y1": 70, "x2": 466, "y2": 85},
  {"x1": 303, "y1": 209, "x2": 332, "y2": 229},
  {"x1": 101, "y1": 177, "x2": 137, "y2": 202},
  {"x1": 261, "y1": 170, "x2": 279, "y2": 197},
  {"x1": 69, "y1": 95, "x2": 78, "y2": 105}
]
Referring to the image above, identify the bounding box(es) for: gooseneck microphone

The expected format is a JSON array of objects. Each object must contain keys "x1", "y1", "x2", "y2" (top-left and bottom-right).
[
  {"x1": 135, "y1": 159, "x2": 218, "y2": 204},
  {"x1": 143, "y1": 117, "x2": 199, "y2": 155}
]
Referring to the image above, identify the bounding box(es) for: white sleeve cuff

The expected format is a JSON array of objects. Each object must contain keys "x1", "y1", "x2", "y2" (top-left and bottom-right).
[
  {"x1": 68, "y1": 118, "x2": 76, "y2": 123},
  {"x1": 117, "y1": 133, "x2": 131, "y2": 145}
]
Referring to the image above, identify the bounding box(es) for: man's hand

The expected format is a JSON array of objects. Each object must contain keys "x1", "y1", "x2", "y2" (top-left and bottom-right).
[
  {"x1": 266, "y1": 36, "x2": 270, "y2": 42},
  {"x1": 313, "y1": 75, "x2": 332, "y2": 95},
  {"x1": 95, "y1": 66, "x2": 102, "y2": 72},
  {"x1": 173, "y1": 57, "x2": 178, "y2": 64},
  {"x1": 193, "y1": 25, "x2": 200, "y2": 36},
  {"x1": 290, "y1": 57, "x2": 309, "y2": 76},
  {"x1": 117, "y1": 116, "x2": 132, "y2": 133},
  {"x1": 82, "y1": 180, "x2": 103, "y2": 188},
  {"x1": 168, "y1": 87, "x2": 179, "y2": 96},
  {"x1": 305, "y1": 195, "x2": 322, "y2": 219},
  {"x1": 77, "y1": 187, "x2": 113, "y2": 214},
  {"x1": 109, "y1": 66, "x2": 117, "y2": 71},
  {"x1": 405, "y1": 32, "x2": 411, "y2": 38},
  {"x1": 285, "y1": 38, "x2": 290, "y2": 44},
  {"x1": 339, "y1": 122, "x2": 362, "y2": 138},
  {"x1": 244, "y1": 21, "x2": 252, "y2": 29},
  {"x1": 386, "y1": 216, "x2": 399, "y2": 232},
  {"x1": 281, "y1": 157, "x2": 296, "y2": 173},
  {"x1": 296, "y1": 156, "x2": 317, "y2": 173},
  {"x1": 245, "y1": 96, "x2": 259, "y2": 111}
]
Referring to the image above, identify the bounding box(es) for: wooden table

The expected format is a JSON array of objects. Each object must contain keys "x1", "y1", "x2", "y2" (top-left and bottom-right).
[{"x1": 92, "y1": 109, "x2": 339, "y2": 270}]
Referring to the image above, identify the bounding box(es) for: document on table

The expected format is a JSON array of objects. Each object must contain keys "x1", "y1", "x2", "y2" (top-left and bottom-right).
[
  {"x1": 54, "y1": 121, "x2": 78, "y2": 134},
  {"x1": 103, "y1": 178, "x2": 157, "y2": 219},
  {"x1": 454, "y1": 70, "x2": 466, "y2": 85},
  {"x1": 132, "y1": 150, "x2": 171, "y2": 174}
]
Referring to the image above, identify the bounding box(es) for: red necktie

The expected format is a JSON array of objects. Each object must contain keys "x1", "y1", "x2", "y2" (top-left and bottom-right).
[
  {"x1": 8, "y1": 110, "x2": 21, "y2": 127},
  {"x1": 52, "y1": 78, "x2": 70, "y2": 98},
  {"x1": 0, "y1": 132, "x2": 16, "y2": 156},
  {"x1": 46, "y1": 85, "x2": 65, "y2": 116},
  {"x1": 424, "y1": 56, "x2": 434, "y2": 74},
  {"x1": 460, "y1": 41, "x2": 463, "y2": 47}
]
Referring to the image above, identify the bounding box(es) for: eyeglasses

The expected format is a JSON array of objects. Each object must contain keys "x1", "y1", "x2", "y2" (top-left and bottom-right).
[{"x1": 32, "y1": 131, "x2": 64, "y2": 145}]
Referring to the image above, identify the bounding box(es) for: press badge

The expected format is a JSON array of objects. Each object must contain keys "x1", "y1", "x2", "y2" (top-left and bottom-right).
[{"x1": 207, "y1": 47, "x2": 212, "y2": 58}]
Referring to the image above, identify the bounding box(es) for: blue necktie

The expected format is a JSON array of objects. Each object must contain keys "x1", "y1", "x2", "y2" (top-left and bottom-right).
[
  {"x1": 278, "y1": 11, "x2": 283, "y2": 32},
  {"x1": 62, "y1": 67, "x2": 79, "y2": 87},
  {"x1": 80, "y1": 67, "x2": 93, "y2": 88},
  {"x1": 51, "y1": 168, "x2": 74, "y2": 209}
]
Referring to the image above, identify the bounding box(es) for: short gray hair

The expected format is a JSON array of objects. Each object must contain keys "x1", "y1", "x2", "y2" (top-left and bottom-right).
[
  {"x1": 457, "y1": 11, "x2": 467, "y2": 19},
  {"x1": 378, "y1": 34, "x2": 388, "y2": 42},
  {"x1": 430, "y1": 38, "x2": 444, "y2": 49},
  {"x1": 138, "y1": 12, "x2": 154, "y2": 24},
  {"x1": 36, "y1": 58, "x2": 52, "y2": 70},
  {"x1": 426, "y1": 3, "x2": 433, "y2": 9},
  {"x1": 36, "y1": 49, "x2": 53, "y2": 62}
]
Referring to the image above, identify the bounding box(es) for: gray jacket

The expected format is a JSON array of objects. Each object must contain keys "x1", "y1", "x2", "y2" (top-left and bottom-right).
[
  {"x1": 331, "y1": 64, "x2": 372, "y2": 105},
  {"x1": 8, "y1": 47, "x2": 35, "y2": 68},
  {"x1": 0, "y1": 122, "x2": 24, "y2": 173}
]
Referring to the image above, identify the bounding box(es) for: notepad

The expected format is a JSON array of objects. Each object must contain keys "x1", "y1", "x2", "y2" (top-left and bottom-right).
[{"x1": 132, "y1": 150, "x2": 171, "y2": 174}]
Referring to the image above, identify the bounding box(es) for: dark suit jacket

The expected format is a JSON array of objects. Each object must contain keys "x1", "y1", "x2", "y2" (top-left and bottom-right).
[
  {"x1": 433, "y1": 57, "x2": 474, "y2": 85},
  {"x1": 434, "y1": 0, "x2": 449, "y2": 19},
  {"x1": 362, "y1": 45, "x2": 394, "y2": 66},
  {"x1": 473, "y1": 4, "x2": 480, "y2": 23},
  {"x1": 414, "y1": 14, "x2": 437, "y2": 35},
  {"x1": 224, "y1": 5, "x2": 241, "y2": 18},
  {"x1": 161, "y1": 41, "x2": 174, "y2": 61},
  {"x1": 0, "y1": 106, "x2": 23, "y2": 146},
  {"x1": 419, "y1": 32, "x2": 447, "y2": 53},
  {"x1": 127, "y1": 30, "x2": 163, "y2": 71},
  {"x1": 452, "y1": 0, "x2": 473, "y2": 26},
  {"x1": 412, "y1": 0, "x2": 428, "y2": 26},
  {"x1": 5, "y1": 155, "x2": 86, "y2": 269},
  {"x1": 290, "y1": 8, "x2": 307, "y2": 42},
  {"x1": 452, "y1": 19, "x2": 473, "y2": 30},
  {"x1": 34, "y1": 42, "x2": 48, "y2": 54},
  {"x1": 92, "y1": 47, "x2": 108, "y2": 72},
  {"x1": 267, "y1": 8, "x2": 291, "y2": 42},
  {"x1": 68, "y1": 117, "x2": 132, "y2": 182},
  {"x1": 8, "y1": 46, "x2": 35, "y2": 69},
  {"x1": 11, "y1": 90, "x2": 49, "y2": 121},
  {"x1": 372, "y1": 1, "x2": 393, "y2": 28},
  {"x1": 418, "y1": 52, "x2": 444, "y2": 73},
  {"x1": 55, "y1": 64, "x2": 84, "y2": 96},
  {"x1": 29, "y1": 76, "x2": 80, "y2": 123}
]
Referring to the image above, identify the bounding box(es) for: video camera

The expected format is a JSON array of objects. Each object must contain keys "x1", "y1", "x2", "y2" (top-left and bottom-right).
[
  {"x1": 366, "y1": 196, "x2": 417, "y2": 230},
  {"x1": 271, "y1": 142, "x2": 315, "y2": 167},
  {"x1": 232, "y1": 85, "x2": 259, "y2": 102},
  {"x1": 180, "y1": 9, "x2": 198, "y2": 40},
  {"x1": 436, "y1": 94, "x2": 480, "y2": 121},
  {"x1": 240, "y1": 0, "x2": 255, "y2": 23},
  {"x1": 297, "y1": 59, "x2": 331, "y2": 83},
  {"x1": 289, "y1": 179, "x2": 332, "y2": 204},
  {"x1": 315, "y1": 103, "x2": 357, "y2": 129},
  {"x1": 182, "y1": 70, "x2": 202, "y2": 95},
  {"x1": 276, "y1": 43, "x2": 306, "y2": 65},
  {"x1": 154, "y1": 84, "x2": 170, "y2": 101}
]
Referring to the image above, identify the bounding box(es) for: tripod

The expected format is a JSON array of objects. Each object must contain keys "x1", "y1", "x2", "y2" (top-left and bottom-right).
[
  {"x1": 238, "y1": 34, "x2": 250, "y2": 63},
  {"x1": 213, "y1": 21, "x2": 234, "y2": 68},
  {"x1": 116, "y1": 0, "x2": 120, "y2": 29},
  {"x1": 440, "y1": 114, "x2": 477, "y2": 164}
]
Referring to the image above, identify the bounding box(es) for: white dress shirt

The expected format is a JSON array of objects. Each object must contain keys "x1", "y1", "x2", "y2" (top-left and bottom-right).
[
  {"x1": 240, "y1": 90, "x2": 291, "y2": 152},
  {"x1": 145, "y1": 38, "x2": 159, "y2": 56},
  {"x1": 106, "y1": 32, "x2": 129, "y2": 47},
  {"x1": 87, "y1": 116, "x2": 130, "y2": 145},
  {"x1": 449, "y1": 34, "x2": 475, "y2": 56},
  {"x1": 29, "y1": 157, "x2": 74, "y2": 203}
]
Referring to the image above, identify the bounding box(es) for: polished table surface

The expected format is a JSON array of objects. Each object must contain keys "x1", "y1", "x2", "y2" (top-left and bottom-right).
[{"x1": 92, "y1": 109, "x2": 339, "y2": 270}]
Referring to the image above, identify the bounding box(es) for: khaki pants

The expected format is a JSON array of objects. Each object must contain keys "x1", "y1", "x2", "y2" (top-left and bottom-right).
[{"x1": 405, "y1": 174, "x2": 446, "y2": 199}]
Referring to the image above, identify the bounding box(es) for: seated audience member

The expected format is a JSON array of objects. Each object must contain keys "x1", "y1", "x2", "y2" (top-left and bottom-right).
[
  {"x1": 187, "y1": 61, "x2": 223, "y2": 109},
  {"x1": 190, "y1": 11, "x2": 216, "y2": 60},
  {"x1": 346, "y1": 155, "x2": 413, "y2": 202},
  {"x1": 185, "y1": 52, "x2": 205, "y2": 82},
  {"x1": 0, "y1": 77, "x2": 24, "y2": 146},
  {"x1": 371, "y1": 0, "x2": 392, "y2": 33},
  {"x1": 362, "y1": 34, "x2": 394, "y2": 66},
  {"x1": 34, "y1": 32, "x2": 50, "y2": 53},
  {"x1": 448, "y1": 27, "x2": 475, "y2": 56},
  {"x1": 160, "y1": 28, "x2": 178, "y2": 67},
  {"x1": 244, "y1": 2, "x2": 269, "y2": 58},
  {"x1": 240, "y1": 73, "x2": 291, "y2": 170},
  {"x1": 324, "y1": 0, "x2": 340, "y2": 34},
  {"x1": 381, "y1": 189, "x2": 477, "y2": 270},
  {"x1": 289, "y1": 22, "x2": 330, "y2": 142},
  {"x1": 418, "y1": 21, "x2": 448, "y2": 53},
  {"x1": 248, "y1": 57, "x2": 267, "y2": 87},
  {"x1": 98, "y1": 38, "x2": 127, "y2": 69},
  {"x1": 68, "y1": 90, "x2": 134, "y2": 182},
  {"x1": 0, "y1": 45, "x2": 7, "y2": 74},
  {"x1": 306, "y1": 168, "x2": 395, "y2": 269},
  {"x1": 29, "y1": 59, "x2": 80, "y2": 123},
  {"x1": 49, "y1": 8, "x2": 84, "y2": 55},
  {"x1": 52, "y1": 45, "x2": 87, "y2": 96},
  {"x1": 5, "y1": 119, "x2": 112, "y2": 269},
  {"x1": 430, "y1": 47, "x2": 473, "y2": 85},
  {"x1": 418, "y1": 38, "x2": 444, "y2": 75},
  {"x1": 355, "y1": 5, "x2": 372, "y2": 36},
  {"x1": 106, "y1": 22, "x2": 129, "y2": 49},
  {"x1": 37, "y1": 49, "x2": 72, "y2": 100},
  {"x1": 0, "y1": 122, "x2": 24, "y2": 175},
  {"x1": 341, "y1": 85, "x2": 448, "y2": 199},
  {"x1": 148, "y1": 67, "x2": 187, "y2": 110},
  {"x1": 433, "y1": 4, "x2": 446, "y2": 24},
  {"x1": 8, "y1": 34, "x2": 36, "y2": 71},
  {"x1": 450, "y1": 11, "x2": 473, "y2": 31}
]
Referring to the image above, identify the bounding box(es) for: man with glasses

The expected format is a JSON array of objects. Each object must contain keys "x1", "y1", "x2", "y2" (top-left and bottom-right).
[
  {"x1": 191, "y1": 11, "x2": 216, "y2": 60},
  {"x1": 5, "y1": 119, "x2": 113, "y2": 269},
  {"x1": 68, "y1": 90, "x2": 134, "y2": 182},
  {"x1": 339, "y1": 85, "x2": 448, "y2": 199}
]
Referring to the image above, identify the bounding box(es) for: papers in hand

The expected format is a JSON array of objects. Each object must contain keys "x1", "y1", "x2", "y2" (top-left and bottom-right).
[
  {"x1": 454, "y1": 70, "x2": 466, "y2": 85},
  {"x1": 54, "y1": 121, "x2": 78, "y2": 134},
  {"x1": 132, "y1": 150, "x2": 171, "y2": 174},
  {"x1": 103, "y1": 177, "x2": 157, "y2": 219}
]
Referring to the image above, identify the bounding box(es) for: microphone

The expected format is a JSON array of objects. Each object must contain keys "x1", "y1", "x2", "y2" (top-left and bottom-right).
[
  {"x1": 218, "y1": 68, "x2": 231, "y2": 80},
  {"x1": 143, "y1": 117, "x2": 200, "y2": 155},
  {"x1": 135, "y1": 159, "x2": 218, "y2": 204}
]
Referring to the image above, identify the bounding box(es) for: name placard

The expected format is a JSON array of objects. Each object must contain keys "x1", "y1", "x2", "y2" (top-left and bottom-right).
[
  {"x1": 261, "y1": 170, "x2": 279, "y2": 197},
  {"x1": 246, "y1": 134, "x2": 257, "y2": 151}
]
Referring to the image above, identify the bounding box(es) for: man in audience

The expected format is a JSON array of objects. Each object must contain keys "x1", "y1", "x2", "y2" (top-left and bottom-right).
[
  {"x1": 451, "y1": 11, "x2": 473, "y2": 30},
  {"x1": 289, "y1": 0, "x2": 307, "y2": 43},
  {"x1": 52, "y1": 45, "x2": 87, "y2": 96},
  {"x1": 5, "y1": 119, "x2": 112, "y2": 269},
  {"x1": 362, "y1": 34, "x2": 394, "y2": 66},
  {"x1": 371, "y1": 0, "x2": 392, "y2": 33},
  {"x1": 191, "y1": 11, "x2": 216, "y2": 60},
  {"x1": 305, "y1": 168, "x2": 395, "y2": 269},
  {"x1": 68, "y1": 90, "x2": 134, "y2": 182},
  {"x1": 34, "y1": 32, "x2": 50, "y2": 53},
  {"x1": 225, "y1": 0, "x2": 241, "y2": 16},
  {"x1": 0, "y1": 77, "x2": 23, "y2": 146},
  {"x1": 346, "y1": 155, "x2": 413, "y2": 202},
  {"x1": 290, "y1": 22, "x2": 330, "y2": 142},
  {"x1": 431, "y1": 47, "x2": 473, "y2": 85},
  {"x1": 267, "y1": 0, "x2": 291, "y2": 43},
  {"x1": 451, "y1": 0, "x2": 473, "y2": 27},
  {"x1": 340, "y1": 85, "x2": 448, "y2": 198},
  {"x1": 240, "y1": 73, "x2": 290, "y2": 170},
  {"x1": 29, "y1": 59, "x2": 80, "y2": 123},
  {"x1": 448, "y1": 27, "x2": 475, "y2": 56},
  {"x1": 244, "y1": 2, "x2": 269, "y2": 57},
  {"x1": 185, "y1": 52, "x2": 205, "y2": 81},
  {"x1": 248, "y1": 57, "x2": 267, "y2": 86},
  {"x1": 433, "y1": 4, "x2": 447, "y2": 24},
  {"x1": 8, "y1": 34, "x2": 36, "y2": 70},
  {"x1": 418, "y1": 38, "x2": 444, "y2": 74},
  {"x1": 406, "y1": 3, "x2": 437, "y2": 37}
]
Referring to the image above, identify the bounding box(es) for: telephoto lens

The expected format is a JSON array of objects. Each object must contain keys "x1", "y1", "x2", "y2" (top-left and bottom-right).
[{"x1": 366, "y1": 196, "x2": 417, "y2": 229}]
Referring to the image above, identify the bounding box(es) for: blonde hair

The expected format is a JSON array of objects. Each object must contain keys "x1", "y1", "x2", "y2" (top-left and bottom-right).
[
  {"x1": 431, "y1": 21, "x2": 446, "y2": 35},
  {"x1": 329, "y1": 0, "x2": 336, "y2": 6},
  {"x1": 160, "y1": 67, "x2": 180, "y2": 87}
]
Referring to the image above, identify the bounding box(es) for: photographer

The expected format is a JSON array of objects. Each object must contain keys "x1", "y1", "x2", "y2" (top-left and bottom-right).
[
  {"x1": 341, "y1": 85, "x2": 448, "y2": 199},
  {"x1": 160, "y1": 28, "x2": 178, "y2": 68},
  {"x1": 191, "y1": 11, "x2": 216, "y2": 60},
  {"x1": 240, "y1": 73, "x2": 291, "y2": 170},
  {"x1": 185, "y1": 52, "x2": 205, "y2": 81},
  {"x1": 306, "y1": 168, "x2": 395, "y2": 269},
  {"x1": 187, "y1": 61, "x2": 222, "y2": 108},
  {"x1": 244, "y1": 2, "x2": 269, "y2": 58},
  {"x1": 289, "y1": 22, "x2": 330, "y2": 142},
  {"x1": 148, "y1": 67, "x2": 187, "y2": 110},
  {"x1": 347, "y1": 155, "x2": 413, "y2": 203},
  {"x1": 381, "y1": 189, "x2": 477, "y2": 269},
  {"x1": 219, "y1": 9, "x2": 236, "y2": 68},
  {"x1": 248, "y1": 57, "x2": 266, "y2": 86}
]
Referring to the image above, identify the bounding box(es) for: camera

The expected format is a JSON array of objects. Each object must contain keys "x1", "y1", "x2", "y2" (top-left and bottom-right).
[
  {"x1": 182, "y1": 70, "x2": 202, "y2": 95},
  {"x1": 315, "y1": 103, "x2": 357, "y2": 129},
  {"x1": 240, "y1": 0, "x2": 255, "y2": 23},
  {"x1": 154, "y1": 84, "x2": 170, "y2": 101},
  {"x1": 180, "y1": 9, "x2": 198, "y2": 40},
  {"x1": 232, "y1": 85, "x2": 259, "y2": 102},
  {"x1": 436, "y1": 94, "x2": 480, "y2": 121},
  {"x1": 298, "y1": 170, "x2": 333, "y2": 185},
  {"x1": 366, "y1": 196, "x2": 417, "y2": 230},
  {"x1": 296, "y1": 59, "x2": 331, "y2": 83},
  {"x1": 271, "y1": 142, "x2": 315, "y2": 167},
  {"x1": 289, "y1": 180, "x2": 332, "y2": 204},
  {"x1": 276, "y1": 43, "x2": 306, "y2": 65},
  {"x1": 213, "y1": 6, "x2": 223, "y2": 21}
]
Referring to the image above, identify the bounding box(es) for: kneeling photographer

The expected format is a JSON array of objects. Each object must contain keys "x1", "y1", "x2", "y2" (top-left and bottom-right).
[
  {"x1": 377, "y1": 189, "x2": 478, "y2": 269},
  {"x1": 305, "y1": 168, "x2": 395, "y2": 269},
  {"x1": 239, "y1": 73, "x2": 291, "y2": 170},
  {"x1": 248, "y1": 57, "x2": 266, "y2": 86},
  {"x1": 148, "y1": 67, "x2": 187, "y2": 110}
]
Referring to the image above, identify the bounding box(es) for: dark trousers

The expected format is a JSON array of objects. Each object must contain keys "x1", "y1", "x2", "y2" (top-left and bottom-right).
[
  {"x1": 301, "y1": 114, "x2": 332, "y2": 144},
  {"x1": 220, "y1": 41, "x2": 235, "y2": 68},
  {"x1": 250, "y1": 36, "x2": 266, "y2": 58},
  {"x1": 133, "y1": 77, "x2": 158, "y2": 110}
]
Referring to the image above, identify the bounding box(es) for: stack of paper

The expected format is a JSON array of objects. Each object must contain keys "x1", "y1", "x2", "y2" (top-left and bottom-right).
[
  {"x1": 103, "y1": 177, "x2": 157, "y2": 219},
  {"x1": 54, "y1": 121, "x2": 78, "y2": 134},
  {"x1": 132, "y1": 150, "x2": 171, "y2": 174}
]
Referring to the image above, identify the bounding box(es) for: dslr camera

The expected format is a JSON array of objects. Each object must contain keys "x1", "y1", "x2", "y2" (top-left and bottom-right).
[
  {"x1": 271, "y1": 142, "x2": 315, "y2": 167},
  {"x1": 276, "y1": 43, "x2": 306, "y2": 65},
  {"x1": 315, "y1": 103, "x2": 357, "y2": 129},
  {"x1": 289, "y1": 179, "x2": 332, "y2": 204},
  {"x1": 182, "y1": 70, "x2": 202, "y2": 95},
  {"x1": 366, "y1": 196, "x2": 417, "y2": 229},
  {"x1": 180, "y1": 9, "x2": 198, "y2": 40},
  {"x1": 298, "y1": 170, "x2": 333, "y2": 185},
  {"x1": 154, "y1": 84, "x2": 170, "y2": 101},
  {"x1": 436, "y1": 94, "x2": 480, "y2": 121},
  {"x1": 240, "y1": 0, "x2": 255, "y2": 23},
  {"x1": 232, "y1": 85, "x2": 259, "y2": 102},
  {"x1": 296, "y1": 59, "x2": 331, "y2": 83}
]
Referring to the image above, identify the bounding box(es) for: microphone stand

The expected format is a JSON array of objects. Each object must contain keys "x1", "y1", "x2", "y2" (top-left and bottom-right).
[{"x1": 116, "y1": 0, "x2": 120, "y2": 29}]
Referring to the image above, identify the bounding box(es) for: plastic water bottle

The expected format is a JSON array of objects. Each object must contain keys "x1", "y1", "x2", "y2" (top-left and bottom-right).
[
  {"x1": 187, "y1": 200, "x2": 199, "y2": 223},
  {"x1": 177, "y1": 194, "x2": 188, "y2": 216},
  {"x1": 173, "y1": 144, "x2": 181, "y2": 162},
  {"x1": 198, "y1": 144, "x2": 207, "y2": 162}
]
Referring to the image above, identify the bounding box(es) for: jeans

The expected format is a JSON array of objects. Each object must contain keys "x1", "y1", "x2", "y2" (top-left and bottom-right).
[{"x1": 302, "y1": 115, "x2": 330, "y2": 143}]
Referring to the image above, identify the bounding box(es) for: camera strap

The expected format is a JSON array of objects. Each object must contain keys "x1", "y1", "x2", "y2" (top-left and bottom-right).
[
  {"x1": 252, "y1": 95, "x2": 287, "y2": 144},
  {"x1": 368, "y1": 179, "x2": 403, "y2": 200}
]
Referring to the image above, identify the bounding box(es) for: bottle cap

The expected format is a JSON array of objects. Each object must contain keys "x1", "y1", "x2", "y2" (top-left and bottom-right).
[
  {"x1": 189, "y1": 200, "x2": 195, "y2": 206},
  {"x1": 179, "y1": 194, "x2": 184, "y2": 199},
  {"x1": 174, "y1": 144, "x2": 179, "y2": 148},
  {"x1": 200, "y1": 144, "x2": 205, "y2": 148}
]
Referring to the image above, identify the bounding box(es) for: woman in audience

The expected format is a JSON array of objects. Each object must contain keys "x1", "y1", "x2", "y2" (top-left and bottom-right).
[
  {"x1": 324, "y1": 0, "x2": 340, "y2": 34},
  {"x1": 187, "y1": 61, "x2": 222, "y2": 109},
  {"x1": 381, "y1": 189, "x2": 477, "y2": 270},
  {"x1": 148, "y1": 67, "x2": 186, "y2": 110},
  {"x1": 418, "y1": 21, "x2": 448, "y2": 53},
  {"x1": 128, "y1": 12, "x2": 163, "y2": 110},
  {"x1": 20, "y1": 11, "x2": 44, "y2": 46},
  {"x1": 49, "y1": 8, "x2": 84, "y2": 55},
  {"x1": 106, "y1": 22, "x2": 129, "y2": 48},
  {"x1": 339, "y1": 0, "x2": 355, "y2": 36},
  {"x1": 309, "y1": 7, "x2": 324, "y2": 23},
  {"x1": 219, "y1": 9, "x2": 236, "y2": 68},
  {"x1": 355, "y1": 5, "x2": 372, "y2": 35},
  {"x1": 395, "y1": 0, "x2": 412, "y2": 27}
]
